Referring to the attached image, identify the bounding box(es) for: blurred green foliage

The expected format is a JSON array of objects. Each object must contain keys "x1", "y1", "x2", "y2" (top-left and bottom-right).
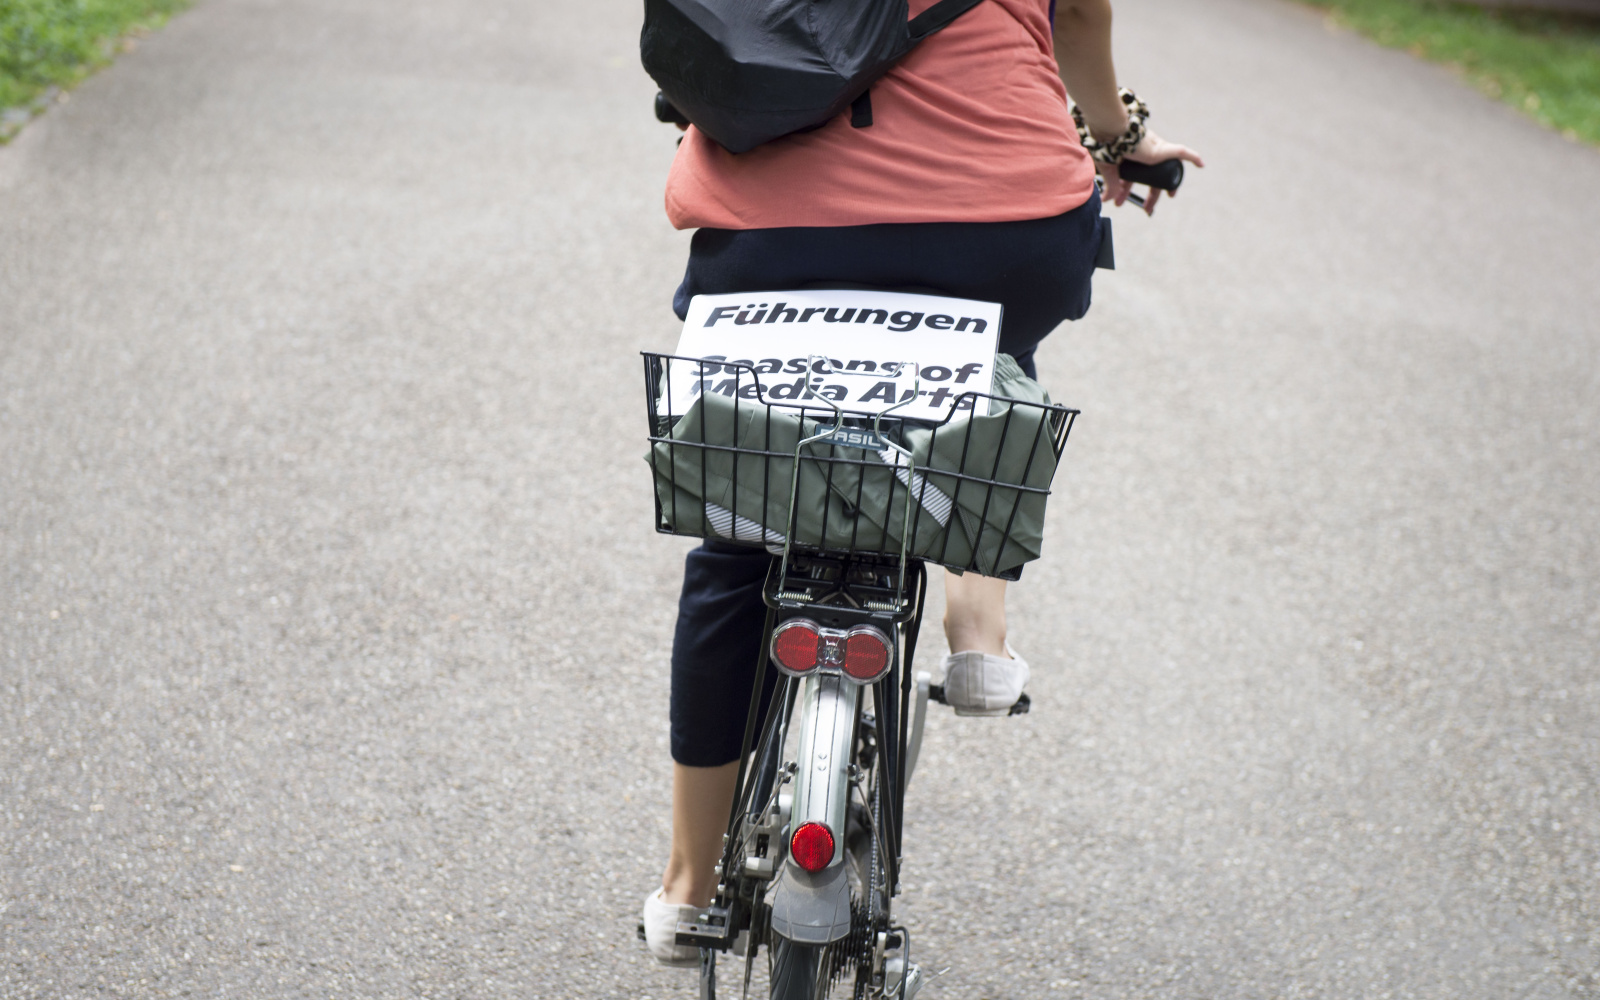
[
  {"x1": 1, "y1": 0, "x2": 190, "y2": 113},
  {"x1": 1300, "y1": 0, "x2": 1600, "y2": 145}
]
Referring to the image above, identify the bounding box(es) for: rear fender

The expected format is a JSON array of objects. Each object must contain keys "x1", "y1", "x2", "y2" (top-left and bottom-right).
[
  {"x1": 767, "y1": 858, "x2": 852, "y2": 944},
  {"x1": 769, "y1": 672, "x2": 859, "y2": 945}
]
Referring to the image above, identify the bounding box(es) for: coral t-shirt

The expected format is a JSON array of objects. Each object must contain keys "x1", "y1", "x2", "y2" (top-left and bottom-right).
[{"x1": 663, "y1": 0, "x2": 1096, "y2": 231}]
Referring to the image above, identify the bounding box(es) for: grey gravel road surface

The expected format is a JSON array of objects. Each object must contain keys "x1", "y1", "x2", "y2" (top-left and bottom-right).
[{"x1": 3, "y1": 0, "x2": 1599, "y2": 997}]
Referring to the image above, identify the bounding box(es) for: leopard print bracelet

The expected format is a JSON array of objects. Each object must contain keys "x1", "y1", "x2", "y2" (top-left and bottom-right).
[{"x1": 1070, "y1": 88, "x2": 1149, "y2": 164}]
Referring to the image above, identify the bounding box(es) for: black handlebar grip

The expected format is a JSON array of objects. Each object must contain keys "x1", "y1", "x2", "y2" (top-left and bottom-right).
[
  {"x1": 1115, "y1": 158, "x2": 1185, "y2": 192},
  {"x1": 655, "y1": 92, "x2": 691, "y2": 126}
]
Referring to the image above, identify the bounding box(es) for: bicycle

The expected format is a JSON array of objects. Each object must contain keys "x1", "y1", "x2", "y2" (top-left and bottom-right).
[{"x1": 640, "y1": 347, "x2": 1078, "y2": 999}]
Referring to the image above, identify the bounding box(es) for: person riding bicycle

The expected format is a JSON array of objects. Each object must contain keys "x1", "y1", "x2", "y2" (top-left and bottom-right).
[{"x1": 641, "y1": 0, "x2": 1203, "y2": 966}]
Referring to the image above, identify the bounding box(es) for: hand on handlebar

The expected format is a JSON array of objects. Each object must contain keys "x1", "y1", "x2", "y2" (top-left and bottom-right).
[{"x1": 1098, "y1": 130, "x2": 1205, "y2": 216}]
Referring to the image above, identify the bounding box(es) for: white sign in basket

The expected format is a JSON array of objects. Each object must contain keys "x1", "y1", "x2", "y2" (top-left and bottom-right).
[{"x1": 667, "y1": 289, "x2": 1002, "y2": 422}]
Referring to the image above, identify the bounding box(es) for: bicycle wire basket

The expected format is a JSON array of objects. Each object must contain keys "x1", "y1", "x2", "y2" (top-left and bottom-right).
[{"x1": 642, "y1": 352, "x2": 1079, "y2": 584}]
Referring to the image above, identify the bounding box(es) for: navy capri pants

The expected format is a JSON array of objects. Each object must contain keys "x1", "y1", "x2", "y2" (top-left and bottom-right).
[{"x1": 669, "y1": 194, "x2": 1107, "y2": 767}]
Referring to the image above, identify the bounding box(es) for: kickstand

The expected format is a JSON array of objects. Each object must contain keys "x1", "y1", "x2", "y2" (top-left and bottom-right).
[{"x1": 699, "y1": 947, "x2": 717, "y2": 1000}]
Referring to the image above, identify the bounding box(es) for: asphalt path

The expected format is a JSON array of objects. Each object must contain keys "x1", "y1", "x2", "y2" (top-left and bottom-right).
[{"x1": 3, "y1": 0, "x2": 1598, "y2": 997}]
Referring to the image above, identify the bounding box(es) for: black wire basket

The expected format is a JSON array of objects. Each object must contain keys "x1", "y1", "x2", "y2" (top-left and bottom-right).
[{"x1": 642, "y1": 352, "x2": 1078, "y2": 582}]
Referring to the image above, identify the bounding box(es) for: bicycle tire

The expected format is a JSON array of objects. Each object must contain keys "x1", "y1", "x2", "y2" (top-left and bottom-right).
[{"x1": 769, "y1": 937, "x2": 827, "y2": 1000}]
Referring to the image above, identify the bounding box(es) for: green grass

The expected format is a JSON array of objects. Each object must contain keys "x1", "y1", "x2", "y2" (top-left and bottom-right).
[
  {"x1": 1, "y1": 0, "x2": 191, "y2": 121},
  {"x1": 1298, "y1": 0, "x2": 1600, "y2": 145}
]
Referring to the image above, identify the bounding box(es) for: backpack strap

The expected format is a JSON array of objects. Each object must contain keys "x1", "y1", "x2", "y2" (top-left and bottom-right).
[
  {"x1": 856, "y1": 0, "x2": 982, "y2": 132},
  {"x1": 907, "y1": 0, "x2": 988, "y2": 41},
  {"x1": 850, "y1": 90, "x2": 874, "y2": 128}
]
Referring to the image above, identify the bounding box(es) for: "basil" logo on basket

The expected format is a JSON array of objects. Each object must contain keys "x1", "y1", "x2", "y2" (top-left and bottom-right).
[{"x1": 821, "y1": 426, "x2": 890, "y2": 451}]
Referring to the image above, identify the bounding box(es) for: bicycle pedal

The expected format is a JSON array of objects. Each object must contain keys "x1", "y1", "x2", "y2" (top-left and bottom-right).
[
  {"x1": 676, "y1": 903, "x2": 735, "y2": 950},
  {"x1": 927, "y1": 684, "x2": 1030, "y2": 716}
]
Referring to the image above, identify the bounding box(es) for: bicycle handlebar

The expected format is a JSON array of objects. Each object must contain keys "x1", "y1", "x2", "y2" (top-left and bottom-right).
[
  {"x1": 1115, "y1": 157, "x2": 1184, "y2": 193},
  {"x1": 655, "y1": 92, "x2": 691, "y2": 126}
]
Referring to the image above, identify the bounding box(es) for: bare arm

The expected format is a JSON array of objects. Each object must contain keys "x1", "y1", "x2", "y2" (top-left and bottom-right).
[
  {"x1": 1052, "y1": 0, "x2": 1127, "y2": 140},
  {"x1": 1052, "y1": 0, "x2": 1204, "y2": 214}
]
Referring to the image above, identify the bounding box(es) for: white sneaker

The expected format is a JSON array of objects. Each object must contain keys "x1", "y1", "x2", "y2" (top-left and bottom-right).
[
  {"x1": 940, "y1": 644, "x2": 1029, "y2": 717},
  {"x1": 640, "y1": 887, "x2": 700, "y2": 967}
]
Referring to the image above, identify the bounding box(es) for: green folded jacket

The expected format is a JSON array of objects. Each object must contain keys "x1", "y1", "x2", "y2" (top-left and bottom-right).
[{"x1": 648, "y1": 354, "x2": 1063, "y2": 578}]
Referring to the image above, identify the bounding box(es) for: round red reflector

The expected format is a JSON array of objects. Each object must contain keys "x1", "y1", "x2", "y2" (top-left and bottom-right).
[
  {"x1": 790, "y1": 822, "x2": 835, "y2": 873},
  {"x1": 771, "y1": 621, "x2": 819, "y2": 672},
  {"x1": 843, "y1": 628, "x2": 891, "y2": 681}
]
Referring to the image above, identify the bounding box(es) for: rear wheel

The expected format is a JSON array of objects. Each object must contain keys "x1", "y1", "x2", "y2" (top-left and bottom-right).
[
  {"x1": 768, "y1": 937, "x2": 827, "y2": 1000},
  {"x1": 767, "y1": 806, "x2": 880, "y2": 999}
]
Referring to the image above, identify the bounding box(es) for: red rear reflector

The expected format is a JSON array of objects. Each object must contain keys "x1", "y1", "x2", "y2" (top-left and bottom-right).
[
  {"x1": 843, "y1": 627, "x2": 891, "y2": 682},
  {"x1": 771, "y1": 620, "x2": 819, "y2": 673},
  {"x1": 790, "y1": 822, "x2": 835, "y2": 873}
]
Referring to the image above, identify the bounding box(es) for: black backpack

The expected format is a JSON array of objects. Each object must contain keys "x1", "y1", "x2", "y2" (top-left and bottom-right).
[{"x1": 641, "y1": 0, "x2": 988, "y2": 154}]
